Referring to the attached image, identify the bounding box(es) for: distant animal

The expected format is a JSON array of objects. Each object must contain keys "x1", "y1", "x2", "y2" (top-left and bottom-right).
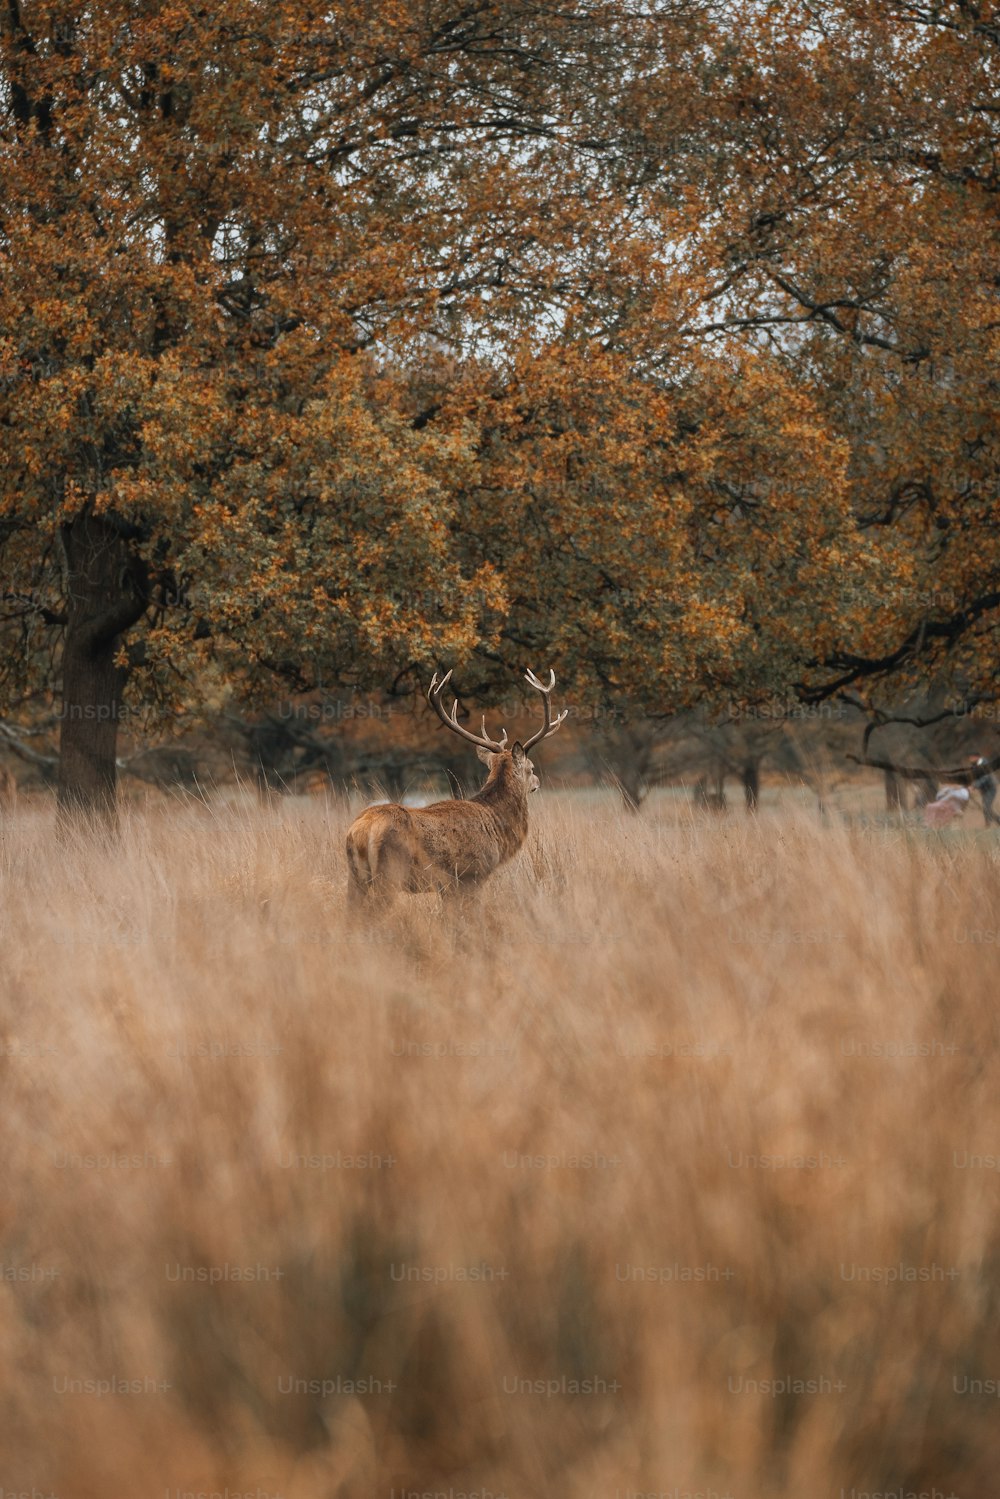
[
  {"x1": 345, "y1": 668, "x2": 567, "y2": 910},
  {"x1": 0, "y1": 766, "x2": 16, "y2": 811}
]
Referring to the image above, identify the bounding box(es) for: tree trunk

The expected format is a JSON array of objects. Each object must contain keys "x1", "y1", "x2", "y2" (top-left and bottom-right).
[
  {"x1": 742, "y1": 758, "x2": 760, "y2": 813},
  {"x1": 382, "y1": 762, "x2": 407, "y2": 803},
  {"x1": 884, "y1": 769, "x2": 907, "y2": 813},
  {"x1": 615, "y1": 774, "x2": 645, "y2": 813},
  {"x1": 57, "y1": 514, "x2": 148, "y2": 818},
  {"x1": 605, "y1": 736, "x2": 648, "y2": 813}
]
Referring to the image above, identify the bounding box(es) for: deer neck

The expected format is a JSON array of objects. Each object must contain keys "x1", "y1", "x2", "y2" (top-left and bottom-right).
[{"x1": 472, "y1": 759, "x2": 529, "y2": 851}]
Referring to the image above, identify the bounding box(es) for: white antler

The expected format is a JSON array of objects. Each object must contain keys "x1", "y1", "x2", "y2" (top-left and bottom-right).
[
  {"x1": 521, "y1": 668, "x2": 568, "y2": 751},
  {"x1": 428, "y1": 671, "x2": 509, "y2": 752}
]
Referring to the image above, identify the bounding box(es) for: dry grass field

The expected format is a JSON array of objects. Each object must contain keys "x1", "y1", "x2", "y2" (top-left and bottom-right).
[{"x1": 1, "y1": 790, "x2": 999, "y2": 1499}]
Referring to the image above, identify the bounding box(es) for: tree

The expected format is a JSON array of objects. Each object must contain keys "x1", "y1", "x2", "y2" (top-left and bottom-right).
[
  {"x1": 441, "y1": 340, "x2": 891, "y2": 722},
  {"x1": 10, "y1": 0, "x2": 965, "y2": 822},
  {"x1": 677, "y1": 2, "x2": 1000, "y2": 705},
  {"x1": 587, "y1": 714, "x2": 674, "y2": 813},
  {"x1": 3, "y1": 0, "x2": 704, "y2": 813}
]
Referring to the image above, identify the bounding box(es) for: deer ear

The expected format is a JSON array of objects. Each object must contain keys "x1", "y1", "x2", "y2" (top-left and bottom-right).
[
  {"x1": 476, "y1": 745, "x2": 494, "y2": 764},
  {"x1": 511, "y1": 742, "x2": 526, "y2": 765}
]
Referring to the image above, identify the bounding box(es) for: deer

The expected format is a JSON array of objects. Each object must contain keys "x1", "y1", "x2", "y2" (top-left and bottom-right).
[{"x1": 345, "y1": 668, "x2": 567, "y2": 910}]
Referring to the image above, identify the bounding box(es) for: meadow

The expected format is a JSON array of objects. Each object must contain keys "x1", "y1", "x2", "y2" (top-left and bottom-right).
[{"x1": 1, "y1": 789, "x2": 998, "y2": 1498}]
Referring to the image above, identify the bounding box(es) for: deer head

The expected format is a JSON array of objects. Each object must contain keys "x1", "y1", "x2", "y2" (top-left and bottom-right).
[{"x1": 427, "y1": 667, "x2": 567, "y2": 794}]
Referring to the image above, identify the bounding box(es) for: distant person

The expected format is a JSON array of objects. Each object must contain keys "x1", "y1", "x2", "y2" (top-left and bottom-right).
[
  {"x1": 969, "y1": 755, "x2": 1000, "y2": 827},
  {"x1": 923, "y1": 784, "x2": 970, "y2": 828}
]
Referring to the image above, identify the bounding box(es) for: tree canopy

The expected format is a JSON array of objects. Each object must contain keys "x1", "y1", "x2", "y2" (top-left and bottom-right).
[{"x1": 1, "y1": 0, "x2": 996, "y2": 807}]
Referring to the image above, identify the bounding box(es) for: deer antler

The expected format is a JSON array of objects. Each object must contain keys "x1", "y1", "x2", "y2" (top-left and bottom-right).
[
  {"x1": 427, "y1": 670, "x2": 509, "y2": 752},
  {"x1": 521, "y1": 668, "x2": 568, "y2": 752}
]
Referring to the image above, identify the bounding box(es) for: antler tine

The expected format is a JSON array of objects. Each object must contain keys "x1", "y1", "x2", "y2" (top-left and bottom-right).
[
  {"x1": 427, "y1": 669, "x2": 508, "y2": 753},
  {"x1": 482, "y1": 718, "x2": 508, "y2": 749},
  {"x1": 524, "y1": 667, "x2": 555, "y2": 694},
  {"x1": 521, "y1": 667, "x2": 568, "y2": 752}
]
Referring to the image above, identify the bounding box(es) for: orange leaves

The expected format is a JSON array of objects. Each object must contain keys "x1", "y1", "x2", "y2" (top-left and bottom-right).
[
  {"x1": 2, "y1": 0, "x2": 994, "y2": 725},
  {"x1": 435, "y1": 336, "x2": 864, "y2": 708}
]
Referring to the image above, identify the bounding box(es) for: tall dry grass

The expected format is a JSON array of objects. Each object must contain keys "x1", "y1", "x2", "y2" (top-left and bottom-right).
[{"x1": 0, "y1": 791, "x2": 998, "y2": 1499}]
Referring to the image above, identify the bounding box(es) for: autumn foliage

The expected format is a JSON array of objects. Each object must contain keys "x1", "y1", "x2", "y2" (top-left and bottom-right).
[{"x1": 1, "y1": 1, "x2": 998, "y2": 805}]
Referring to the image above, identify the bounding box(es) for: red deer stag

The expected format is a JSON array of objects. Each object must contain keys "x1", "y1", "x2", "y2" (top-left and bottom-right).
[{"x1": 345, "y1": 668, "x2": 567, "y2": 909}]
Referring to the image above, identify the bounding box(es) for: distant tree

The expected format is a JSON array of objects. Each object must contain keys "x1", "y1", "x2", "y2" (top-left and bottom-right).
[
  {"x1": 681, "y1": 2, "x2": 1000, "y2": 705},
  {"x1": 446, "y1": 344, "x2": 888, "y2": 722},
  {"x1": 1, "y1": 0, "x2": 703, "y2": 813},
  {"x1": 586, "y1": 715, "x2": 674, "y2": 814}
]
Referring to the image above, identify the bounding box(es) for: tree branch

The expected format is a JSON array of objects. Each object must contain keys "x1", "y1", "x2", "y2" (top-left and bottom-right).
[{"x1": 846, "y1": 751, "x2": 999, "y2": 785}]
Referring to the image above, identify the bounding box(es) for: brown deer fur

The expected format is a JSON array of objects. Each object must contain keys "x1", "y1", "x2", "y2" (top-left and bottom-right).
[{"x1": 346, "y1": 669, "x2": 565, "y2": 910}]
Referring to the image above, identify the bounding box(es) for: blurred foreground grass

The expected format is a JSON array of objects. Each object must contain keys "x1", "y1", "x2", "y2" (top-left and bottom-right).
[{"x1": 0, "y1": 792, "x2": 998, "y2": 1497}]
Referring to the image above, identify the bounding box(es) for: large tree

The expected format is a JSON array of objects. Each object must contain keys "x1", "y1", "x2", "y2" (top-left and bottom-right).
[
  {"x1": 11, "y1": 0, "x2": 966, "y2": 816},
  {"x1": 3, "y1": 0, "x2": 718, "y2": 811}
]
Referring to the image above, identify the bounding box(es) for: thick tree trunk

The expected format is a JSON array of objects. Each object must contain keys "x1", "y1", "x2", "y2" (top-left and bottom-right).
[
  {"x1": 884, "y1": 769, "x2": 907, "y2": 813},
  {"x1": 616, "y1": 773, "x2": 645, "y2": 813},
  {"x1": 605, "y1": 740, "x2": 648, "y2": 812},
  {"x1": 57, "y1": 514, "x2": 147, "y2": 818},
  {"x1": 742, "y1": 758, "x2": 760, "y2": 813},
  {"x1": 382, "y1": 763, "x2": 407, "y2": 803}
]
